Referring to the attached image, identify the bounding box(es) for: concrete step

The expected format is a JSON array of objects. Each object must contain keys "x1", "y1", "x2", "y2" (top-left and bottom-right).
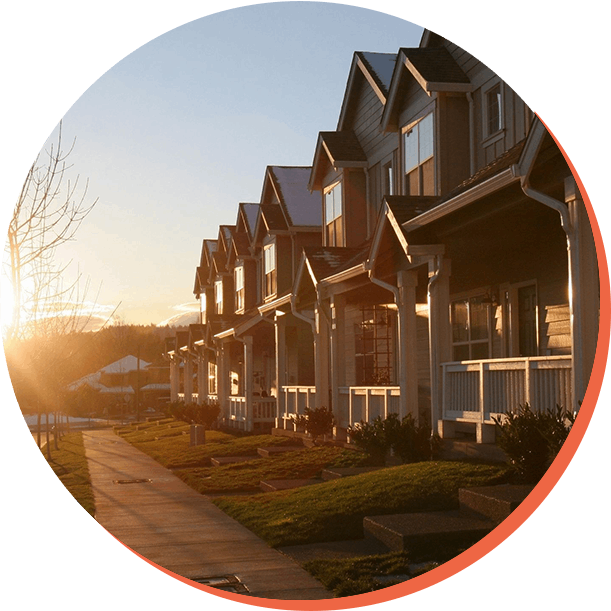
[
  {"x1": 259, "y1": 478, "x2": 322, "y2": 492},
  {"x1": 363, "y1": 509, "x2": 493, "y2": 553},
  {"x1": 257, "y1": 446, "x2": 303, "y2": 458},
  {"x1": 320, "y1": 467, "x2": 383, "y2": 481},
  {"x1": 210, "y1": 456, "x2": 255, "y2": 467},
  {"x1": 363, "y1": 484, "x2": 532, "y2": 553},
  {"x1": 459, "y1": 485, "x2": 534, "y2": 523}
]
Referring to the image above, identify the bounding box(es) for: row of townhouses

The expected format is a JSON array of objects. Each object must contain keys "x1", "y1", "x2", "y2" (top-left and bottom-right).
[{"x1": 164, "y1": 29, "x2": 598, "y2": 444}]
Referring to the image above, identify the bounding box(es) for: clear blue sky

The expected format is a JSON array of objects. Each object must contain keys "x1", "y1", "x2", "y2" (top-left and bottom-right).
[{"x1": 49, "y1": 2, "x2": 423, "y2": 325}]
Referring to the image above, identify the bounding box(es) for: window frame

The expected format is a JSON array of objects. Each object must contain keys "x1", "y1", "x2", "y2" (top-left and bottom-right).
[
  {"x1": 450, "y1": 290, "x2": 493, "y2": 362},
  {"x1": 234, "y1": 263, "x2": 245, "y2": 313},
  {"x1": 482, "y1": 80, "x2": 505, "y2": 142},
  {"x1": 401, "y1": 111, "x2": 436, "y2": 196},
  {"x1": 263, "y1": 240, "x2": 277, "y2": 299},
  {"x1": 354, "y1": 305, "x2": 397, "y2": 386},
  {"x1": 214, "y1": 279, "x2": 223, "y2": 315},
  {"x1": 323, "y1": 180, "x2": 343, "y2": 247}
]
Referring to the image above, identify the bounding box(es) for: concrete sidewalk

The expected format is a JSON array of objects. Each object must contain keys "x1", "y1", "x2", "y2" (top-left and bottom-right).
[{"x1": 82, "y1": 429, "x2": 331, "y2": 600}]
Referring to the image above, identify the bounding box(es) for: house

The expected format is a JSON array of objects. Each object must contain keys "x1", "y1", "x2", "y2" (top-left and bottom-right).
[
  {"x1": 168, "y1": 30, "x2": 597, "y2": 446},
  {"x1": 67, "y1": 355, "x2": 169, "y2": 415},
  {"x1": 291, "y1": 33, "x2": 596, "y2": 443},
  {"x1": 211, "y1": 166, "x2": 322, "y2": 431}
]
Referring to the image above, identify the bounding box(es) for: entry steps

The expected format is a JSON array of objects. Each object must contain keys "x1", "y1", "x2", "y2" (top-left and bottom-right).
[{"x1": 364, "y1": 484, "x2": 533, "y2": 552}]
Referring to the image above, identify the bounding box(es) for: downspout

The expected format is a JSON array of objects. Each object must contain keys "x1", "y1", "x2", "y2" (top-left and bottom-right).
[
  {"x1": 427, "y1": 254, "x2": 444, "y2": 444},
  {"x1": 516, "y1": 164, "x2": 578, "y2": 412},
  {"x1": 291, "y1": 295, "x2": 316, "y2": 332}
]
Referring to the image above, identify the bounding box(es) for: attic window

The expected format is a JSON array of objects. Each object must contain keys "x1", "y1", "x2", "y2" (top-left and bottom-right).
[
  {"x1": 484, "y1": 83, "x2": 503, "y2": 138},
  {"x1": 264, "y1": 242, "x2": 277, "y2": 298}
]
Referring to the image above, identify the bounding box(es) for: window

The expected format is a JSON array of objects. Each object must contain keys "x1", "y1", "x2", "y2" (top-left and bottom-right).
[
  {"x1": 234, "y1": 264, "x2": 244, "y2": 312},
  {"x1": 324, "y1": 181, "x2": 343, "y2": 246},
  {"x1": 383, "y1": 161, "x2": 394, "y2": 196},
  {"x1": 403, "y1": 113, "x2": 435, "y2": 196},
  {"x1": 263, "y1": 242, "x2": 277, "y2": 298},
  {"x1": 484, "y1": 83, "x2": 503, "y2": 137},
  {"x1": 355, "y1": 305, "x2": 396, "y2": 385},
  {"x1": 214, "y1": 280, "x2": 223, "y2": 314},
  {"x1": 451, "y1": 295, "x2": 490, "y2": 361}
]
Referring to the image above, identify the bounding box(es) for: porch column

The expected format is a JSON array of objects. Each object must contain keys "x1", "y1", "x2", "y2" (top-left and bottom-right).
[
  {"x1": 199, "y1": 346, "x2": 209, "y2": 404},
  {"x1": 183, "y1": 354, "x2": 193, "y2": 403},
  {"x1": 397, "y1": 270, "x2": 419, "y2": 420},
  {"x1": 169, "y1": 359, "x2": 179, "y2": 402},
  {"x1": 330, "y1": 294, "x2": 346, "y2": 427},
  {"x1": 428, "y1": 257, "x2": 453, "y2": 437},
  {"x1": 314, "y1": 302, "x2": 331, "y2": 409},
  {"x1": 217, "y1": 341, "x2": 230, "y2": 422},
  {"x1": 243, "y1": 335, "x2": 254, "y2": 432},
  {"x1": 566, "y1": 177, "x2": 599, "y2": 409},
  {"x1": 274, "y1": 313, "x2": 286, "y2": 429}
]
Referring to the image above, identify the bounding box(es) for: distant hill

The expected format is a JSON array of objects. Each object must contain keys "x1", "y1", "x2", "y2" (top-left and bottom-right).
[{"x1": 156, "y1": 311, "x2": 199, "y2": 327}]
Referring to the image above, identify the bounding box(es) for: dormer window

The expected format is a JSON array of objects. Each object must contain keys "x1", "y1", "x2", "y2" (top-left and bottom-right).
[
  {"x1": 264, "y1": 242, "x2": 277, "y2": 298},
  {"x1": 403, "y1": 112, "x2": 435, "y2": 196},
  {"x1": 214, "y1": 280, "x2": 223, "y2": 314},
  {"x1": 483, "y1": 82, "x2": 503, "y2": 139},
  {"x1": 324, "y1": 181, "x2": 343, "y2": 247},
  {"x1": 235, "y1": 264, "x2": 245, "y2": 312}
]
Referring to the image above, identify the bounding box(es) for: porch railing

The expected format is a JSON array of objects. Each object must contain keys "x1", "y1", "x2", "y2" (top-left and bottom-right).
[
  {"x1": 441, "y1": 356, "x2": 573, "y2": 423},
  {"x1": 340, "y1": 386, "x2": 401, "y2": 427},
  {"x1": 227, "y1": 395, "x2": 277, "y2": 427},
  {"x1": 279, "y1": 386, "x2": 316, "y2": 428}
]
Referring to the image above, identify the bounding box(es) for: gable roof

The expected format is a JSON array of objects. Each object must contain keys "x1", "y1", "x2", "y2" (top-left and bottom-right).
[
  {"x1": 337, "y1": 51, "x2": 397, "y2": 131},
  {"x1": 302, "y1": 246, "x2": 368, "y2": 284},
  {"x1": 238, "y1": 202, "x2": 259, "y2": 240},
  {"x1": 381, "y1": 46, "x2": 471, "y2": 133},
  {"x1": 267, "y1": 166, "x2": 322, "y2": 227}
]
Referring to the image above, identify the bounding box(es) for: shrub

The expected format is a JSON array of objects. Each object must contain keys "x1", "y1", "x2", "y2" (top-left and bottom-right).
[
  {"x1": 292, "y1": 406, "x2": 335, "y2": 444},
  {"x1": 167, "y1": 400, "x2": 220, "y2": 428},
  {"x1": 492, "y1": 403, "x2": 574, "y2": 483},
  {"x1": 348, "y1": 414, "x2": 437, "y2": 465}
]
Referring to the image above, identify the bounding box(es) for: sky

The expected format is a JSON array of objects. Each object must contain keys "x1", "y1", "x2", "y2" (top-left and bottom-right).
[{"x1": 16, "y1": 3, "x2": 424, "y2": 327}]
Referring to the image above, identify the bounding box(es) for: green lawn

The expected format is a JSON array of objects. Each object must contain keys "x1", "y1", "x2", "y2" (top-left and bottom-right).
[
  {"x1": 41, "y1": 432, "x2": 95, "y2": 516},
  {"x1": 213, "y1": 461, "x2": 509, "y2": 547}
]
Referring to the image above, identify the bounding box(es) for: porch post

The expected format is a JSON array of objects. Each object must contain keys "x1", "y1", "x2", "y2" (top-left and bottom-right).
[
  {"x1": 200, "y1": 346, "x2": 209, "y2": 404},
  {"x1": 428, "y1": 257, "x2": 453, "y2": 437},
  {"x1": 217, "y1": 341, "x2": 229, "y2": 423},
  {"x1": 330, "y1": 294, "x2": 347, "y2": 427},
  {"x1": 244, "y1": 335, "x2": 254, "y2": 432},
  {"x1": 314, "y1": 302, "x2": 331, "y2": 410},
  {"x1": 274, "y1": 313, "x2": 286, "y2": 428},
  {"x1": 566, "y1": 177, "x2": 599, "y2": 409},
  {"x1": 397, "y1": 270, "x2": 419, "y2": 420},
  {"x1": 169, "y1": 358, "x2": 179, "y2": 402},
  {"x1": 183, "y1": 354, "x2": 193, "y2": 403}
]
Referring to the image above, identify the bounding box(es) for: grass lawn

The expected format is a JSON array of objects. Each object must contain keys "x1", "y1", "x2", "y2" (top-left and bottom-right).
[
  {"x1": 117, "y1": 419, "x2": 510, "y2": 596},
  {"x1": 41, "y1": 432, "x2": 95, "y2": 516},
  {"x1": 213, "y1": 461, "x2": 509, "y2": 547}
]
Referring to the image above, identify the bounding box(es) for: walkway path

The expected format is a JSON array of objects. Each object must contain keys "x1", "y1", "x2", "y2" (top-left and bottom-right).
[{"x1": 82, "y1": 429, "x2": 330, "y2": 600}]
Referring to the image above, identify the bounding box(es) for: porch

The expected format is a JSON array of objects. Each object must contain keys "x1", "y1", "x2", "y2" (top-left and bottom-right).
[
  {"x1": 228, "y1": 395, "x2": 277, "y2": 430},
  {"x1": 440, "y1": 355, "x2": 573, "y2": 443}
]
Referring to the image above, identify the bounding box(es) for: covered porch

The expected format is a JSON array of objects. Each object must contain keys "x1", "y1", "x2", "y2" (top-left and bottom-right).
[{"x1": 215, "y1": 314, "x2": 277, "y2": 432}]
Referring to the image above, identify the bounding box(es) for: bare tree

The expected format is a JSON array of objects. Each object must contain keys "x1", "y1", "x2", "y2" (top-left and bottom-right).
[{"x1": 4, "y1": 121, "x2": 98, "y2": 342}]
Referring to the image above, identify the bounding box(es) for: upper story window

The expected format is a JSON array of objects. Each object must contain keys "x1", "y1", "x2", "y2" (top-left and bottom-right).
[
  {"x1": 214, "y1": 279, "x2": 223, "y2": 315},
  {"x1": 264, "y1": 242, "x2": 277, "y2": 298},
  {"x1": 484, "y1": 82, "x2": 503, "y2": 139},
  {"x1": 324, "y1": 181, "x2": 343, "y2": 247},
  {"x1": 234, "y1": 264, "x2": 245, "y2": 312},
  {"x1": 403, "y1": 112, "x2": 435, "y2": 196}
]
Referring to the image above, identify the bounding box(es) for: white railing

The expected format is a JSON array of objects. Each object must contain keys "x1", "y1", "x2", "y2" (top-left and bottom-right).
[
  {"x1": 341, "y1": 386, "x2": 401, "y2": 427},
  {"x1": 227, "y1": 395, "x2": 277, "y2": 427},
  {"x1": 280, "y1": 386, "x2": 316, "y2": 428},
  {"x1": 441, "y1": 356, "x2": 573, "y2": 423}
]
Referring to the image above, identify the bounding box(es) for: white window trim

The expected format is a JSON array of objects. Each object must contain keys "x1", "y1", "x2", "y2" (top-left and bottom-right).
[
  {"x1": 400, "y1": 109, "x2": 437, "y2": 196},
  {"x1": 482, "y1": 79, "x2": 505, "y2": 144},
  {"x1": 323, "y1": 179, "x2": 343, "y2": 247}
]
